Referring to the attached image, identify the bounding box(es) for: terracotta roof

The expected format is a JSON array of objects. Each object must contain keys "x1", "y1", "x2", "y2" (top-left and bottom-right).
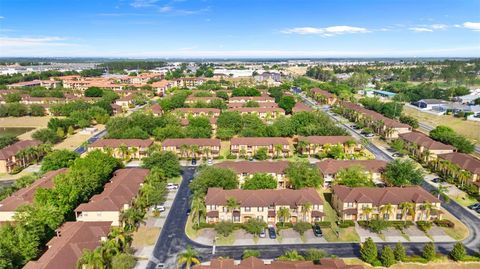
[
  {"x1": 186, "y1": 96, "x2": 221, "y2": 102},
  {"x1": 228, "y1": 102, "x2": 279, "y2": 108},
  {"x1": 292, "y1": 102, "x2": 313, "y2": 113},
  {"x1": 230, "y1": 137, "x2": 289, "y2": 146},
  {"x1": 438, "y1": 152, "x2": 480, "y2": 175},
  {"x1": 299, "y1": 136, "x2": 354, "y2": 145},
  {"x1": 180, "y1": 117, "x2": 217, "y2": 126},
  {"x1": 316, "y1": 159, "x2": 387, "y2": 175},
  {"x1": 228, "y1": 107, "x2": 284, "y2": 113},
  {"x1": 23, "y1": 221, "x2": 111, "y2": 269},
  {"x1": 399, "y1": 132, "x2": 455, "y2": 151},
  {"x1": 194, "y1": 257, "x2": 363, "y2": 269},
  {"x1": 332, "y1": 185, "x2": 440, "y2": 206},
  {"x1": 205, "y1": 188, "x2": 323, "y2": 207},
  {"x1": 311, "y1": 88, "x2": 335, "y2": 98},
  {"x1": 341, "y1": 102, "x2": 411, "y2": 129},
  {"x1": 150, "y1": 103, "x2": 163, "y2": 114},
  {"x1": 162, "y1": 138, "x2": 221, "y2": 147},
  {"x1": 89, "y1": 139, "x2": 153, "y2": 148},
  {"x1": 229, "y1": 96, "x2": 275, "y2": 102},
  {"x1": 0, "y1": 168, "x2": 67, "y2": 212},
  {"x1": 174, "y1": 107, "x2": 221, "y2": 114},
  {"x1": 214, "y1": 161, "x2": 290, "y2": 174},
  {"x1": 75, "y1": 168, "x2": 149, "y2": 212},
  {"x1": 0, "y1": 140, "x2": 42, "y2": 160}
]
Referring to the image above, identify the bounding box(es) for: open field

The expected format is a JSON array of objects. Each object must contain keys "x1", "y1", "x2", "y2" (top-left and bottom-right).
[
  {"x1": 403, "y1": 106, "x2": 480, "y2": 144},
  {"x1": 345, "y1": 258, "x2": 480, "y2": 269},
  {"x1": 53, "y1": 124, "x2": 105, "y2": 151}
]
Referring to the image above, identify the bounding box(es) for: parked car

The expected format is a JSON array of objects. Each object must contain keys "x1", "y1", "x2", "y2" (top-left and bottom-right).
[
  {"x1": 259, "y1": 229, "x2": 266, "y2": 238},
  {"x1": 186, "y1": 208, "x2": 191, "y2": 216},
  {"x1": 191, "y1": 158, "x2": 197, "y2": 165},
  {"x1": 268, "y1": 227, "x2": 276, "y2": 239},
  {"x1": 392, "y1": 153, "x2": 403, "y2": 157},
  {"x1": 156, "y1": 264, "x2": 165, "y2": 268},
  {"x1": 153, "y1": 205, "x2": 165, "y2": 212},
  {"x1": 313, "y1": 224, "x2": 323, "y2": 237},
  {"x1": 476, "y1": 208, "x2": 480, "y2": 214},
  {"x1": 432, "y1": 177, "x2": 443, "y2": 183},
  {"x1": 364, "y1": 133, "x2": 375, "y2": 138},
  {"x1": 166, "y1": 183, "x2": 179, "y2": 190},
  {"x1": 468, "y1": 203, "x2": 480, "y2": 210},
  {"x1": 207, "y1": 159, "x2": 213, "y2": 165}
]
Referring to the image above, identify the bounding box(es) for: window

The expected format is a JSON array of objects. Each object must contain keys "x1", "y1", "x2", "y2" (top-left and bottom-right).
[
  {"x1": 383, "y1": 214, "x2": 389, "y2": 220},
  {"x1": 257, "y1": 207, "x2": 264, "y2": 212},
  {"x1": 396, "y1": 214, "x2": 402, "y2": 220},
  {"x1": 245, "y1": 207, "x2": 251, "y2": 212},
  {"x1": 256, "y1": 216, "x2": 263, "y2": 220}
]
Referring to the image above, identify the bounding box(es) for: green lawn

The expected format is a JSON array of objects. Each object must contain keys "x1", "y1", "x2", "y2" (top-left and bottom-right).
[
  {"x1": 440, "y1": 211, "x2": 469, "y2": 241},
  {"x1": 184, "y1": 214, "x2": 199, "y2": 240},
  {"x1": 167, "y1": 176, "x2": 182, "y2": 184},
  {"x1": 216, "y1": 233, "x2": 235, "y2": 246},
  {"x1": 450, "y1": 192, "x2": 478, "y2": 207}
]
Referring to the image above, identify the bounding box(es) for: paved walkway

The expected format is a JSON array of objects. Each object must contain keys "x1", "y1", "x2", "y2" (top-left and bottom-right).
[{"x1": 355, "y1": 222, "x2": 455, "y2": 243}]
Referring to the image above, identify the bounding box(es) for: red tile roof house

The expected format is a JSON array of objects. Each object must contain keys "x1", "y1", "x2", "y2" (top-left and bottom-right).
[
  {"x1": 162, "y1": 138, "x2": 221, "y2": 159},
  {"x1": 115, "y1": 94, "x2": 134, "y2": 109},
  {"x1": 110, "y1": 103, "x2": 123, "y2": 115},
  {"x1": 205, "y1": 187, "x2": 324, "y2": 225},
  {"x1": 75, "y1": 168, "x2": 149, "y2": 226},
  {"x1": 0, "y1": 168, "x2": 67, "y2": 222},
  {"x1": 310, "y1": 88, "x2": 337, "y2": 105},
  {"x1": 297, "y1": 136, "x2": 360, "y2": 156},
  {"x1": 399, "y1": 132, "x2": 456, "y2": 162},
  {"x1": 173, "y1": 107, "x2": 221, "y2": 118},
  {"x1": 214, "y1": 161, "x2": 290, "y2": 188},
  {"x1": 151, "y1": 80, "x2": 174, "y2": 96},
  {"x1": 230, "y1": 137, "x2": 291, "y2": 158},
  {"x1": 332, "y1": 185, "x2": 442, "y2": 221},
  {"x1": 88, "y1": 139, "x2": 154, "y2": 160},
  {"x1": 228, "y1": 101, "x2": 279, "y2": 108},
  {"x1": 292, "y1": 102, "x2": 313, "y2": 114},
  {"x1": 180, "y1": 117, "x2": 218, "y2": 134},
  {"x1": 150, "y1": 103, "x2": 163, "y2": 116},
  {"x1": 228, "y1": 96, "x2": 276, "y2": 103},
  {"x1": 23, "y1": 221, "x2": 111, "y2": 269},
  {"x1": 436, "y1": 152, "x2": 480, "y2": 193},
  {"x1": 316, "y1": 159, "x2": 387, "y2": 187},
  {"x1": 0, "y1": 140, "x2": 42, "y2": 174},
  {"x1": 228, "y1": 107, "x2": 285, "y2": 120},
  {"x1": 194, "y1": 256, "x2": 364, "y2": 269}
]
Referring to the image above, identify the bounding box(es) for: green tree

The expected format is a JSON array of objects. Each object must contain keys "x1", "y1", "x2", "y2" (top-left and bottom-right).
[
  {"x1": 293, "y1": 221, "x2": 312, "y2": 236},
  {"x1": 278, "y1": 96, "x2": 296, "y2": 114},
  {"x1": 242, "y1": 249, "x2": 260, "y2": 259},
  {"x1": 214, "y1": 221, "x2": 235, "y2": 237},
  {"x1": 360, "y1": 237, "x2": 378, "y2": 264},
  {"x1": 242, "y1": 173, "x2": 277, "y2": 190},
  {"x1": 430, "y1": 125, "x2": 474, "y2": 153},
  {"x1": 277, "y1": 207, "x2": 291, "y2": 227},
  {"x1": 243, "y1": 218, "x2": 267, "y2": 236},
  {"x1": 285, "y1": 161, "x2": 323, "y2": 189},
  {"x1": 422, "y1": 242, "x2": 436, "y2": 261},
  {"x1": 67, "y1": 125, "x2": 75, "y2": 135},
  {"x1": 77, "y1": 248, "x2": 106, "y2": 269},
  {"x1": 393, "y1": 242, "x2": 406, "y2": 262},
  {"x1": 384, "y1": 159, "x2": 423, "y2": 186},
  {"x1": 277, "y1": 250, "x2": 305, "y2": 261},
  {"x1": 111, "y1": 253, "x2": 136, "y2": 269},
  {"x1": 449, "y1": 242, "x2": 466, "y2": 261},
  {"x1": 177, "y1": 246, "x2": 200, "y2": 269},
  {"x1": 335, "y1": 166, "x2": 374, "y2": 187},
  {"x1": 30, "y1": 104, "x2": 46, "y2": 116},
  {"x1": 41, "y1": 150, "x2": 79, "y2": 172},
  {"x1": 254, "y1": 148, "x2": 268, "y2": 160},
  {"x1": 189, "y1": 167, "x2": 238, "y2": 195},
  {"x1": 85, "y1": 87, "x2": 104, "y2": 97},
  {"x1": 380, "y1": 246, "x2": 396, "y2": 267},
  {"x1": 32, "y1": 128, "x2": 61, "y2": 144},
  {"x1": 304, "y1": 249, "x2": 327, "y2": 262},
  {"x1": 399, "y1": 115, "x2": 419, "y2": 129},
  {"x1": 142, "y1": 151, "x2": 180, "y2": 178}
]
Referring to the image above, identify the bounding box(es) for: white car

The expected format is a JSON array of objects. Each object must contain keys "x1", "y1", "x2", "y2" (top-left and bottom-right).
[
  {"x1": 166, "y1": 183, "x2": 179, "y2": 190},
  {"x1": 207, "y1": 159, "x2": 213, "y2": 165},
  {"x1": 153, "y1": 205, "x2": 165, "y2": 212}
]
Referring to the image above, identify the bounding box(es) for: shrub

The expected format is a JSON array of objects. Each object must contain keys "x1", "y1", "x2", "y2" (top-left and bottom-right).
[
  {"x1": 242, "y1": 249, "x2": 260, "y2": 259},
  {"x1": 449, "y1": 242, "x2": 466, "y2": 261},
  {"x1": 315, "y1": 221, "x2": 331, "y2": 228},
  {"x1": 380, "y1": 246, "x2": 396, "y2": 267},
  {"x1": 368, "y1": 219, "x2": 388, "y2": 233},
  {"x1": 357, "y1": 221, "x2": 369, "y2": 228},
  {"x1": 214, "y1": 221, "x2": 236, "y2": 237},
  {"x1": 417, "y1": 221, "x2": 432, "y2": 232},
  {"x1": 243, "y1": 218, "x2": 267, "y2": 236},
  {"x1": 338, "y1": 220, "x2": 355, "y2": 228},
  {"x1": 422, "y1": 242, "x2": 436, "y2": 261},
  {"x1": 434, "y1": 219, "x2": 454, "y2": 228},
  {"x1": 360, "y1": 237, "x2": 378, "y2": 264},
  {"x1": 293, "y1": 221, "x2": 312, "y2": 236},
  {"x1": 393, "y1": 242, "x2": 406, "y2": 262},
  {"x1": 305, "y1": 248, "x2": 327, "y2": 262},
  {"x1": 275, "y1": 222, "x2": 293, "y2": 230}
]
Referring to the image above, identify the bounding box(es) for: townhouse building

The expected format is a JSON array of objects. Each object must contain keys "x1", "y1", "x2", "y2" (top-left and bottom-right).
[
  {"x1": 205, "y1": 188, "x2": 324, "y2": 224},
  {"x1": 88, "y1": 139, "x2": 153, "y2": 160},
  {"x1": 332, "y1": 185, "x2": 442, "y2": 221},
  {"x1": 292, "y1": 102, "x2": 313, "y2": 114},
  {"x1": 75, "y1": 168, "x2": 149, "y2": 226},
  {"x1": 151, "y1": 80, "x2": 174, "y2": 96},
  {"x1": 310, "y1": 88, "x2": 337, "y2": 105},
  {"x1": 24, "y1": 221, "x2": 111, "y2": 269},
  {"x1": 173, "y1": 107, "x2": 221, "y2": 118},
  {"x1": 229, "y1": 96, "x2": 276, "y2": 104},
  {"x1": 398, "y1": 132, "x2": 456, "y2": 162},
  {"x1": 435, "y1": 152, "x2": 480, "y2": 193},
  {"x1": 0, "y1": 140, "x2": 42, "y2": 174},
  {"x1": 180, "y1": 117, "x2": 218, "y2": 134},
  {"x1": 227, "y1": 101, "x2": 279, "y2": 109},
  {"x1": 162, "y1": 138, "x2": 221, "y2": 159},
  {"x1": 115, "y1": 94, "x2": 134, "y2": 109},
  {"x1": 175, "y1": 77, "x2": 205, "y2": 88},
  {"x1": 297, "y1": 136, "x2": 360, "y2": 156},
  {"x1": 214, "y1": 161, "x2": 290, "y2": 188},
  {"x1": 228, "y1": 107, "x2": 285, "y2": 120},
  {"x1": 7, "y1": 79, "x2": 60, "y2": 89},
  {"x1": 230, "y1": 137, "x2": 291, "y2": 158},
  {"x1": 0, "y1": 168, "x2": 67, "y2": 222},
  {"x1": 195, "y1": 257, "x2": 363, "y2": 269},
  {"x1": 316, "y1": 159, "x2": 387, "y2": 186},
  {"x1": 150, "y1": 103, "x2": 164, "y2": 116}
]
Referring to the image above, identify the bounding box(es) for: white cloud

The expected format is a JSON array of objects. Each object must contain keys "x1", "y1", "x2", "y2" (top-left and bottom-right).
[
  {"x1": 159, "y1": 6, "x2": 172, "y2": 12},
  {"x1": 130, "y1": 0, "x2": 159, "y2": 8},
  {"x1": 409, "y1": 27, "x2": 433, "y2": 32},
  {"x1": 282, "y1": 26, "x2": 369, "y2": 36},
  {"x1": 0, "y1": 16, "x2": 4, "y2": 19},
  {"x1": 0, "y1": 36, "x2": 74, "y2": 47},
  {"x1": 430, "y1": 24, "x2": 448, "y2": 30},
  {"x1": 463, "y1": 22, "x2": 480, "y2": 31}
]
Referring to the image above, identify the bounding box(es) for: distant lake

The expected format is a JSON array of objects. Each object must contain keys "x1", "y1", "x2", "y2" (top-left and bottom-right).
[{"x1": 0, "y1": 127, "x2": 34, "y2": 137}]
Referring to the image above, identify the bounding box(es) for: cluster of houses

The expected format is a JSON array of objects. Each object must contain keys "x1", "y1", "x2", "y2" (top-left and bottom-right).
[
  {"x1": 0, "y1": 139, "x2": 42, "y2": 174},
  {"x1": 0, "y1": 167, "x2": 150, "y2": 268}
]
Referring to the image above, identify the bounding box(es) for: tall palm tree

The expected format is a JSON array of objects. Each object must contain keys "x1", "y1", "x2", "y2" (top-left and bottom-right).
[
  {"x1": 108, "y1": 227, "x2": 131, "y2": 253},
  {"x1": 191, "y1": 194, "x2": 206, "y2": 227},
  {"x1": 277, "y1": 207, "x2": 291, "y2": 227},
  {"x1": 432, "y1": 184, "x2": 449, "y2": 201},
  {"x1": 180, "y1": 144, "x2": 189, "y2": 159},
  {"x1": 400, "y1": 202, "x2": 415, "y2": 222},
  {"x1": 300, "y1": 202, "x2": 312, "y2": 222},
  {"x1": 380, "y1": 203, "x2": 394, "y2": 220},
  {"x1": 119, "y1": 144, "x2": 129, "y2": 160},
  {"x1": 274, "y1": 144, "x2": 283, "y2": 158},
  {"x1": 362, "y1": 207, "x2": 373, "y2": 221},
  {"x1": 226, "y1": 197, "x2": 240, "y2": 222},
  {"x1": 76, "y1": 248, "x2": 106, "y2": 269},
  {"x1": 120, "y1": 207, "x2": 145, "y2": 232},
  {"x1": 130, "y1": 147, "x2": 139, "y2": 159},
  {"x1": 177, "y1": 245, "x2": 201, "y2": 269},
  {"x1": 420, "y1": 202, "x2": 433, "y2": 221},
  {"x1": 296, "y1": 140, "x2": 308, "y2": 156}
]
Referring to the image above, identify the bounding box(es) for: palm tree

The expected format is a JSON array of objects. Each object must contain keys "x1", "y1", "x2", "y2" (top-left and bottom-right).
[
  {"x1": 400, "y1": 202, "x2": 415, "y2": 222},
  {"x1": 432, "y1": 184, "x2": 449, "y2": 201},
  {"x1": 226, "y1": 197, "x2": 240, "y2": 222},
  {"x1": 420, "y1": 202, "x2": 433, "y2": 221},
  {"x1": 191, "y1": 194, "x2": 206, "y2": 227},
  {"x1": 296, "y1": 140, "x2": 308, "y2": 156},
  {"x1": 362, "y1": 206, "x2": 373, "y2": 221},
  {"x1": 180, "y1": 144, "x2": 189, "y2": 159},
  {"x1": 300, "y1": 202, "x2": 312, "y2": 222},
  {"x1": 119, "y1": 144, "x2": 129, "y2": 160},
  {"x1": 108, "y1": 227, "x2": 131, "y2": 253},
  {"x1": 177, "y1": 245, "x2": 200, "y2": 269},
  {"x1": 77, "y1": 248, "x2": 106, "y2": 269},
  {"x1": 120, "y1": 207, "x2": 145, "y2": 232},
  {"x1": 277, "y1": 207, "x2": 291, "y2": 227},
  {"x1": 274, "y1": 144, "x2": 283, "y2": 158},
  {"x1": 130, "y1": 147, "x2": 139, "y2": 159},
  {"x1": 380, "y1": 203, "x2": 394, "y2": 220},
  {"x1": 277, "y1": 250, "x2": 305, "y2": 261}
]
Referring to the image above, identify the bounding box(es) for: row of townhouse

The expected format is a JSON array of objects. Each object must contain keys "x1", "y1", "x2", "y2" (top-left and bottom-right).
[
  {"x1": 173, "y1": 107, "x2": 221, "y2": 118},
  {"x1": 87, "y1": 139, "x2": 154, "y2": 159},
  {"x1": 196, "y1": 257, "x2": 363, "y2": 269},
  {"x1": 316, "y1": 159, "x2": 387, "y2": 186},
  {"x1": 230, "y1": 137, "x2": 291, "y2": 158},
  {"x1": 23, "y1": 168, "x2": 149, "y2": 269},
  {"x1": 332, "y1": 185, "x2": 442, "y2": 221},
  {"x1": 398, "y1": 131, "x2": 456, "y2": 162},
  {"x1": 296, "y1": 135, "x2": 361, "y2": 156},
  {"x1": 185, "y1": 96, "x2": 222, "y2": 105},
  {"x1": 228, "y1": 96, "x2": 275, "y2": 103},
  {"x1": 215, "y1": 161, "x2": 290, "y2": 188},
  {"x1": 162, "y1": 138, "x2": 221, "y2": 159},
  {"x1": 0, "y1": 140, "x2": 42, "y2": 174},
  {"x1": 337, "y1": 101, "x2": 412, "y2": 139},
  {"x1": 227, "y1": 101, "x2": 279, "y2": 108},
  {"x1": 228, "y1": 107, "x2": 285, "y2": 120},
  {"x1": 310, "y1": 88, "x2": 338, "y2": 105},
  {"x1": 6, "y1": 79, "x2": 61, "y2": 89}
]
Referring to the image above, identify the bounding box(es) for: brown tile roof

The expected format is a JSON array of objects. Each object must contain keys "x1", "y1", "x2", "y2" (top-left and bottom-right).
[
  {"x1": 162, "y1": 138, "x2": 221, "y2": 147},
  {"x1": 186, "y1": 96, "x2": 222, "y2": 102},
  {"x1": 75, "y1": 168, "x2": 149, "y2": 212},
  {"x1": 332, "y1": 185, "x2": 440, "y2": 206},
  {"x1": 194, "y1": 257, "x2": 363, "y2": 269},
  {"x1": 150, "y1": 103, "x2": 163, "y2": 114},
  {"x1": 0, "y1": 140, "x2": 42, "y2": 160},
  {"x1": 23, "y1": 221, "x2": 111, "y2": 269},
  {"x1": 228, "y1": 102, "x2": 279, "y2": 108},
  {"x1": 299, "y1": 136, "x2": 354, "y2": 145},
  {"x1": 89, "y1": 139, "x2": 153, "y2": 148},
  {"x1": 311, "y1": 88, "x2": 335, "y2": 98},
  {"x1": 341, "y1": 102, "x2": 411, "y2": 129},
  {"x1": 0, "y1": 168, "x2": 67, "y2": 212},
  {"x1": 230, "y1": 137, "x2": 289, "y2": 146},
  {"x1": 316, "y1": 159, "x2": 387, "y2": 175},
  {"x1": 292, "y1": 102, "x2": 313, "y2": 113},
  {"x1": 174, "y1": 107, "x2": 221, "y2": 114},
  {"x1": 438, "y1": 152, "x2": 480, "y2": 175},
  {"x1": 205, "y1": 187, "x2": 323, "y2": 207},
  {"x1": 214, "y1": 161, "x2": 290, "y2": 174},
  {"x1": 399, "y1": 132, "x2": 455, "y2": 151},
  {"x1": 229, "y1": 107, "x2": 284, "y2": 113},
  {"x1": 229, "y1": 96, "x2": 275, "y2": 102}
]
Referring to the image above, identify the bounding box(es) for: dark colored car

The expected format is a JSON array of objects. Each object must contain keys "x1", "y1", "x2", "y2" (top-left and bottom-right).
[
  {"x1": 313, "y1": 224, "x2": 323, "y2": 237},
  {"x1": 268, "y1": 227, "x2": 276, "y2": 239},
  {"x1": 186, "y1": 209, "x2": 191, "y2": 216},
  {"x1": 432, "y1": 177, "x2": 443, "y2": 183},
  {"x1": 468, "y1": 203, "x2": 480, "y2": 210},
  {"x1": 191, "y1": 158, "x2": 197, "y2": 165}
]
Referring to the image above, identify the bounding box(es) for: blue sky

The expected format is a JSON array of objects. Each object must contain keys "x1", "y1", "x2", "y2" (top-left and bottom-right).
[{"x1": 0, "y1": 0, "x2": 479, "y2": 58}]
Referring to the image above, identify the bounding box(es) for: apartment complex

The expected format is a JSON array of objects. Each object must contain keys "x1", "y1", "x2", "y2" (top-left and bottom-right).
[
  {"x1": 0, "y1": 168, "x2": 67, "y2": 222},
  {"x1": 292, "y1": 102, "x2": 313, "y2": 113},
  {"x1": 297, "y1": 136, "x2": 359, "y2": 156},
  {"x1": 436, "y1": 152, "x2": 480, "y2": 192},
  {"x1": 228, "y1": 107, "x2": 285, "y2": 120},
  {"x1": 194, "y1": 257, "x2": 363, "y2": 269},
  {"x1": 316, "y1": 159, "x2": 387, "y2": 185},
  {"x1": 88, "y1": 139, "x2": 153, "y2": 159},
  {"x1": 75, "y1": 168, "x2": 149, "y2": 226},
  {"x1": 398, "y1": 132, "x2": 455, "y2": 162},
  {"x1": 310, "y1": 88, "x2": 337, "y2": 105},
  {"x1": 173, "y1": 107, "x2": 221, "y2": 118},
  {"x1": 229, "y1": 96, "x2": 275, "y2": 103},
  {"x1": 24, "y1": 221, "x2": 111, "y2": 269},
  {"x1": 230, "y1": 137, "x2": 291, "y2": 158},
  {"x1": 162, "y1": 138, "x2": 221, "y2": 159},
  {"x1": 205, "y1": 188, "x2": 324, "y2": 224},
  {"x1": 0, "y1": 140, "x2": 42, "y2": 174},
  {"x1": 332, "y1": 185, "x2": 442, "y2": 221},
  {"x1": 214, "y1": 161, "x2": 290, "y2": 188}
]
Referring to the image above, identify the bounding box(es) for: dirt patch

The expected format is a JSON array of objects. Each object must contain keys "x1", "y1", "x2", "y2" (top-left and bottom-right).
[{"x1": 131, "y1": 226, "x2": 161, "y2": 248}]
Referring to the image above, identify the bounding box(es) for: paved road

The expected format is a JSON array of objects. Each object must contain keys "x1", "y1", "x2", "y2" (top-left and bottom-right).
[{"x1": 74, "y1": 129, "x2": 108, "y2": 154}]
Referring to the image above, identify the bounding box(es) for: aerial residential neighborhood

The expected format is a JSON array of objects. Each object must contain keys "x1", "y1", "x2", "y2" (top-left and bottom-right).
[{"x1": 0, "y1": 1, "x2": 480, "y2": 269}]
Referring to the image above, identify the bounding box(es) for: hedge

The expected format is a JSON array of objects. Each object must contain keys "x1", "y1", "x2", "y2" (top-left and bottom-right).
[
  {"x1": 315, "y1": 221, "x2": 332, "y2": 228},
  {"x1": 338, "y1": 220, "x2": 355, "y2": 228},
  {"x1": 434, "y1": 219, "x2": 455, "y2": 228}
]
